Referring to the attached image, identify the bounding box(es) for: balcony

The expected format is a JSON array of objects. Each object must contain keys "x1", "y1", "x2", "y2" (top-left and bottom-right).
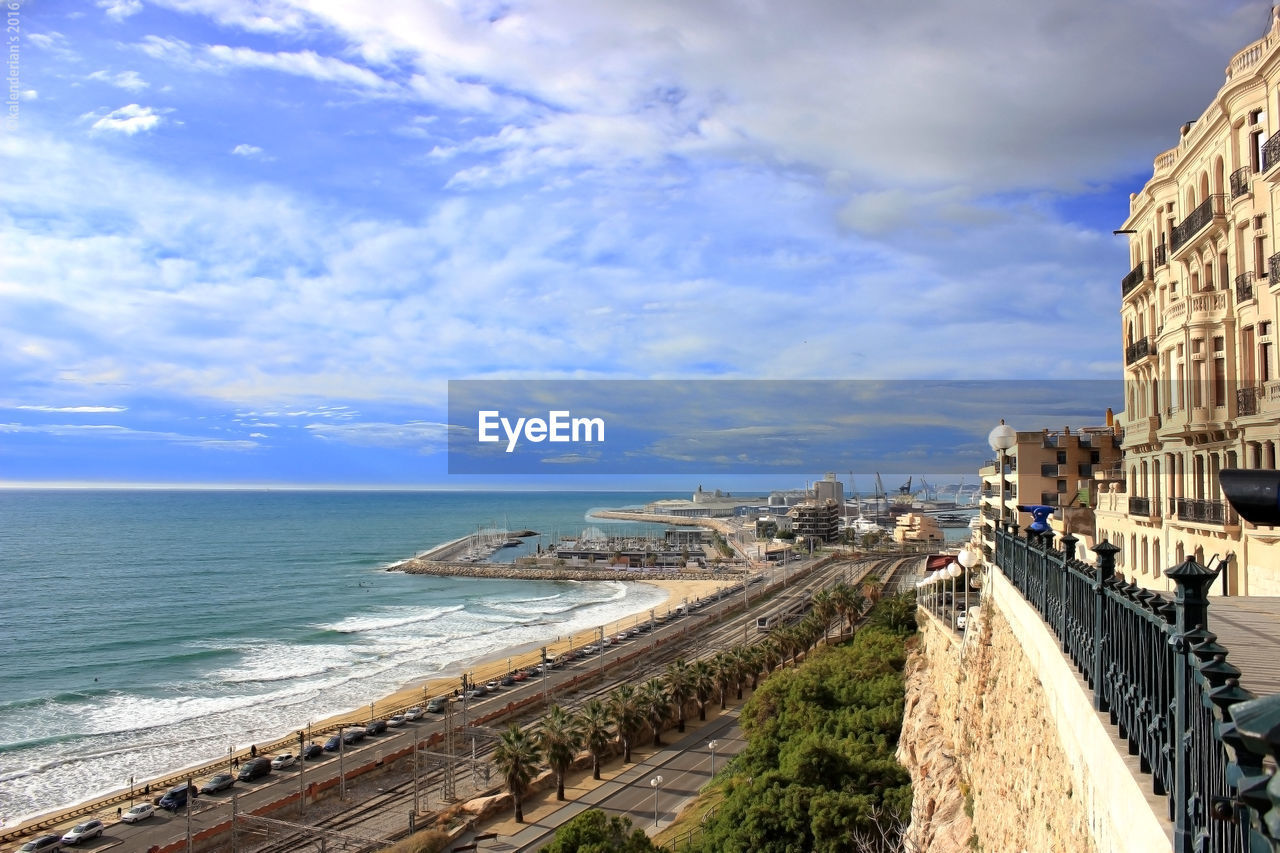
[
  {"x1": 1263, "y1": 132, "x2": 1280, "y2": 172},
  {"x1": 1040, "y1": 463, "x2": 1063, "y2": 477},
  {"x1": 1237, "y1": 385, "x2": 1264, "y2": 416},
  {"x1": 1236, "y1": 270, "x2": 1256, "y2": 303},
  {"x1": 1038, "y1": 493, "x2": 1065, "y2": 507},
  {"x1": 1121, "y1": 262, "x2": 1146, "y2": 297},
  {"x1": 1173, "y1": 497, "x2": 1227, "y2": 525},
  {"x1": 1230, "y1": 165, "x2": 1252, "y2": 198},
  {"x1": 1125, "y1": 336, "x2": 1152, "y2": 365},
  {"x1": 1169, "y1": 194, "x2": 1224, "y2": 255},
  {"x1": 1128, "y1": 496, "x2": 1151, "y2": 516},
  {"x1": 1154, "y1": 243, "x2": 1167, "y2": 268},
  {"x1": 1270, "y1": 251, "x2": 1280, "y2": 283}
]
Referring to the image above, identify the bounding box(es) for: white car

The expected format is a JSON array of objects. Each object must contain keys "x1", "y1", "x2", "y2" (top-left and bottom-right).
[
  {"x1": 387, "y1": 714, "x2": 406, "y2": 727},
  {"x1": 63, "y1": 819, "x2": 106, "y2": 845},
  {"x1": 956, "y1": 610, "x2": 968, "y2": 631},
  {"x1": 404, "y1": 707, "x2": 423, "y2": 721},
  {"x1": 121, "y1": 803, "x2": 155, "y2": 823},
  {"x1": 270, "y1": 753, "x2": 296, "y2": 769}
]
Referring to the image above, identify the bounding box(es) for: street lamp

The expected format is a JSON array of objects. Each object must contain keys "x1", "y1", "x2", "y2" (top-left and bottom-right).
[
  {"x1": 708, "y1": 739, "x2": 719, "y2": 776},
  {"x1": 947, "y1": 561, "x2": 962, "y2": 628},
  {"x1": 988, "y1": 420, "x2": 1017, "y2": 547},
  {"x1": 957, "y1": 547, "x2": 978, "y2": 621},
  {"x1": 650, "y1": 775, "x2": 663, "y2": 827}
]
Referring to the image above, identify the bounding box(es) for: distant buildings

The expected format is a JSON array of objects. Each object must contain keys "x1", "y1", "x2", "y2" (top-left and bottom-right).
[
  {"x1": 1096, "y1": 9, "x2": 1280, "y2": 595},
  {"x1": 978, "y1": 425, "x2": 1122, "y2": 558},
  {"x1": 792, "y1": 499, "x2": 841, "y2": 543}
]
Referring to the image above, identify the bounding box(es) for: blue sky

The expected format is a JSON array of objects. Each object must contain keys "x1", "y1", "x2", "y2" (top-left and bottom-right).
[{"x1": 0, "y1": 0, "x2": 1268, "y2": 488}]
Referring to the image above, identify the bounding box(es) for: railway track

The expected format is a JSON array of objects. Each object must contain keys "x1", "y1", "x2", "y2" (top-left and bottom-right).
[{"x1": 242, "y1": 555, "x2": 917, "y2": 852}]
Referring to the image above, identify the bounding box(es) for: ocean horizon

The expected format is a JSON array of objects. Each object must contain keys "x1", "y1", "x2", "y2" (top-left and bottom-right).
[{"x1": 0, "y1": 489, "x2": 679, "y2": 826}]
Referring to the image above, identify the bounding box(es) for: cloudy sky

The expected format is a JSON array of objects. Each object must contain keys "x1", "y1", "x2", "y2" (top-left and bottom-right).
[{"x1": 0, "y1": 0, "x2": 1268, "y2": 487}]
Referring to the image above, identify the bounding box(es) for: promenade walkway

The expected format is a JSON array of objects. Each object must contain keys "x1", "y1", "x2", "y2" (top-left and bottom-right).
[{"x1": 1207, "y1": 596, "x2": 1280, "y2": 696}]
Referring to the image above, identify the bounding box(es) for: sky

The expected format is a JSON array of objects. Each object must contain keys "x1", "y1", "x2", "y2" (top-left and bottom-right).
[{"x1": 0, "y1": 0, "x2": 1269, "y2": 488}]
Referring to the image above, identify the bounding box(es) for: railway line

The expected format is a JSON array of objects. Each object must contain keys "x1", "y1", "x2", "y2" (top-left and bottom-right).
[{"x1": 238, "y1": 555, "x2": 916, "y2": 853}]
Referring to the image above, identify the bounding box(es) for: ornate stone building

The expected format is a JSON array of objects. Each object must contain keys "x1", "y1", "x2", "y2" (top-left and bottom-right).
[{"x1": 1094, "y1": 9, "x2": 1280, "y2": 595}]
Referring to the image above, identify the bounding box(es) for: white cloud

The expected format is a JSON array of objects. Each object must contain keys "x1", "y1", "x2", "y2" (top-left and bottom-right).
[
  {"x1": 0, "y1": 422, "x2": 258, "y2": 450},
  {"x1": 22, "y1": 90, "x2": 37, "y2": 100},
  {"x1": 231, "y1": 143, "x2": 264, "y2": 157},
  {"x1": 98, "y1": 0, "x2": 144, "y2": 20},
  {"x1": 88, "y1": 70, "x2": 150, "y2": 91},
  {"x1": 306, "y1": 421, "x2": 451, "y2": 452},
  {"x1": 89, "y1": 104, "x2": 164, "y2": 135},
  {"x1": 137, "y1": 36, "x2": 392, "y2": 93},
  {"x1": 14, "y1": 405, "x2": 128, "y2": 413}
]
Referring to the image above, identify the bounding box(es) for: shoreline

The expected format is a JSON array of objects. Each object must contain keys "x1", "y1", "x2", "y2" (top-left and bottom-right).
[{"x1": 2, "y1": 572, "x2": 736, "y2": 838}]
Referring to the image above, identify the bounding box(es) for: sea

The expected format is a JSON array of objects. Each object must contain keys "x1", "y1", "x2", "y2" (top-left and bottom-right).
[{"x1": 0, "y1": 489, "x2": 679, "y2": 827}]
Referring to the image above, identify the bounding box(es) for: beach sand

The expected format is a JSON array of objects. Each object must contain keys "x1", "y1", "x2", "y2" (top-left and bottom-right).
[{"x1": 7, "y1": 576, "x2": 737, "y2": 841}]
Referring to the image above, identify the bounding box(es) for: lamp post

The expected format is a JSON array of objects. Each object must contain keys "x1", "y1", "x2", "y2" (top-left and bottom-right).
[
  {"x1": 957, "y1": 547, "x2": 978, "y2": 620},
  {"x1": 708, "y1": 739, "x2": 718, "y2": 776},
  {"x1": 947, "y1": 561, "x2": 962, "y2": 628},
  {"x1": 988, "y1": 420, "x2": 1017, "y2": 547},
  {"x1": 650, "y1": 775, "x2": 663, "y2": 827}
]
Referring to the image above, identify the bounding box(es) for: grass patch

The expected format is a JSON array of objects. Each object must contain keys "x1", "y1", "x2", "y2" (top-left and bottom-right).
[{"x1": 652, "y1": 780, "x2": 726, "y2": 849}]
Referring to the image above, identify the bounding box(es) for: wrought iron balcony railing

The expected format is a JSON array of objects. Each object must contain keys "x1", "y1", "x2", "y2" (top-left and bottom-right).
[
  {"x1": 1237, "y1": 385, "x2": 1264, "y2": 416},
  {"x1": 1270, "y1": 251, "x2": 1280, "y2": 283},
  {"x1": 1237, "y1": 271, "x2": 1256, "y2": 303},
  {"x1": 1170, "y1": 194, "x2": 1224, "y2": 254},
  {"x1": 1155, "y1": 243, "x2": 1167, "y2": 267},
  {"x1": 1263, "y1": 132, "x2": 1280, "y2": 172},
  {"x1": 1173, "y1": 497, "x2": 1227, "y2": 525},
  {"x1": 1122, "y1": 262, "x2": 1146, "y2": 297},
  {"x1": 1128, "y1": 495, "x2": 1151, "y2": 516},
  {"x1": 1230, "y1": 165, "x2": 1252, "y2": 198},
  {"x1": 1126, "y1": 336, "x2": 1152, "y2": 365},
  {"x1": 992, "y1": 526, "x2": 1280, "y2": 853}
]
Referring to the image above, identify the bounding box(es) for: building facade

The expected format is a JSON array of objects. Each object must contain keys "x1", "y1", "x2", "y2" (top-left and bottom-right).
[
  {"x1": 979, "y1": 426, "x2": 1122, "y2": 559},
  {"x1": 791, "y1": 499, "x2": 840, "y2": 543},
  {"x1": 1095, "y1": 10, "x2": 1280, "y2": 595}
]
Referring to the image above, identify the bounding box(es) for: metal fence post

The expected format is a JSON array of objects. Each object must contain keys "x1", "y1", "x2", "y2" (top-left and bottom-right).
[
  {"x1": 1167, "y1": 555, "x2": 1217, "y2": 853},
  {"x1": 1058, "y1": 533, "x2": 1076, "y2": 648},
  {"x1": 1091, "y1": 541, "x2": 1118, "y2": 711}
]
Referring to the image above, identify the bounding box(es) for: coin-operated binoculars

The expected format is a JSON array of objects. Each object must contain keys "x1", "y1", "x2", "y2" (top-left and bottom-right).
[{"x1": 1219, "y1": 469, "x2": 1280, "y2": 525}]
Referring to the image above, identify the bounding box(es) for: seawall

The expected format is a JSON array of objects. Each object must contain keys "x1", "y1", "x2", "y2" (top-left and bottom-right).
[{"x1": 897, "y1": 567, "x2": 1171, "y2": 853}]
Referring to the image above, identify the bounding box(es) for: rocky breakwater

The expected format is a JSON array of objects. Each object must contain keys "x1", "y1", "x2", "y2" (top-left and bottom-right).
[{"x1": 391, "y1": 559, "x2": 727, "y2": 582}]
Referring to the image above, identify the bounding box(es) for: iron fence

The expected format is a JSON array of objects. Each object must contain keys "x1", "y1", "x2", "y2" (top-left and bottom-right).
[{"x1": 994, "y1": 525, "x2": 1280, "y2": 853}]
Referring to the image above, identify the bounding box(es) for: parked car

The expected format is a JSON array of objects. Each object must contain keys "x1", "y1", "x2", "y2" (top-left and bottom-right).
[
  {"x1": 342, "y1": 727, "x2": 366, "y2": 745},
  {"x1": 366, "y1": 720, "x2": 387, "y2": 736},
  {"x1": 158, "y1": 783, "x2": 193, "y2": 811},
  {"x1": 270, "y1": 753, "x2": 296, "y2": 770},
  {"x1": 61, "y1": 819, "x2": 105, "y2": 845},
  {"x1": 485, "y1": 680, "x2": 500, "y2": 692},
  {"x1": 200, "y1": 773, "x2": 235, "y2": 794},
  {"x1": 18, "y1": 835, "x2": 62, "y2": 851},
  {"x1": 120, "y1": 803, "x2": 155, "y2": 823},
  {"x1": 499, "y1": 674, "x2": 515, "y2": 686},
  {"x1": 237, "y1": 757, "x2": 273, "y2": 781},
  {"x1": 324, "y1": 734, "x2": 343, "y2": 752},
  {"x1": 387, "y1": 714, "x2": 406, "y2": 727},
  {"x1": 956, "y1": 610, "x2": 969, "y2": 631},
  {"x1": 426, "y1": 696, "x2": 447, "y2": 713},
  {"x1": 405, "y1": 706, "x2": 424, "y2": 721},
  {"x1": 302, "y1": 742, "x2": 324, "y2": 760},
  {"x1": 511, "y1": 670, "x2": 529, "y2": 682}
]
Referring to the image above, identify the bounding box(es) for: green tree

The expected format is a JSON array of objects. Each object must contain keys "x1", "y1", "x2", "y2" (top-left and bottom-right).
[
  {"x1": 608, "y1": 683, "x2": 644, "y2": 763},
  {"x1": 577, "y1": 698, "x2": 613, "y2": 781},
  {"x1": 665, "y1": 659, "x2": 695, "y2": 733},
  {"x1": 539, "y1": 704, "x2": 582, "y2": 801},
  {"x1": 538, "y1": 808, "x2": 660, "y2": 853},
  {"x1": 492, "y1": 723, "x2": 543, "y2": 823},
  {"x1": 813, "y1": 589, "x2": 836, "y2": 643},
  {"x1": 713, "y1": 651, "x2": 735, "y2": 709},
  {"x1": 639, "y1": 677, "x2": 670, "y2": 746},
  {"x1": 691, "y1": 659, "x2": 717, "y2": 721}
]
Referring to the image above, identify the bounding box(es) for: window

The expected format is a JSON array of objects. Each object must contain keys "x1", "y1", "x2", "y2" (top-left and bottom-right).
[
  {"x1": 1056, "y1": 450, "x2": 1067, "y2": 464},
  {"x1": 1253, "y1": 130, "x2": 1267, "y2": 171},
  {"x1": 1057, "y1": 479, "x2": 1067, "y2": 494},
  {"x1": 1251, "y1": 109, "x2": 1266, "y2": 125},
  {"x1": 1263, "y1": 342, "x2": 1273, "y2": 382},
  {"x1": 1257, "y1": 235, "x2": 1269, "y2": 277},
  {"x1": 1243, "y1": 327, "x2": 1256, "y2": 384},
  {"x1": 1213, "y1": 337, "x2": 1226, "y2": 407}
]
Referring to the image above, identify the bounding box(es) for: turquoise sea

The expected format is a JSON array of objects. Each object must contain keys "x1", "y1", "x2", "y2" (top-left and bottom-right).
[{"x1": 0, "y1": 490, "x2": 676, "y2": 826}]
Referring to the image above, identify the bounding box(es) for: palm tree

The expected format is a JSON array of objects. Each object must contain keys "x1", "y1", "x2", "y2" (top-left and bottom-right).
[
  {"x1": 539, "y1": 705, "x2": 582, "y2": 801},
  {"x1": 741, "y1": 644, "x2": 764, "y2": 690},
  {"x1": 608, "y1": 684, "x2": 644, "y2": 764},
  {"x1": 713, "y1": 651, "x2": 735, "y2": 709},
  {"x1": 665, "y1": 660, "x2": 695, "y2": 733},
  {"x1": 577, "y1": 698, "x2": 613, "y2": 781},
  {"x1": 813, "y1": 588, "x2": 835, "y2": 643},
  {"x1": 690, "y1": 659, "x2": 716, "y2": 721},
  {"x1": 761, "y1": 639, "x2": 781, "y2": 674},
  {"x1": 831, "y1": 583, "x2": 861, "y2": 635},
  {"x1": 492, "y1": 723, "x2": 542, "y2": 823},
  {"x1": 861, "y1": 573, "x2": 884, "y2": 607},
  {"x1": 639, "y1": 677, "x2": 670, "y2": 746}
]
